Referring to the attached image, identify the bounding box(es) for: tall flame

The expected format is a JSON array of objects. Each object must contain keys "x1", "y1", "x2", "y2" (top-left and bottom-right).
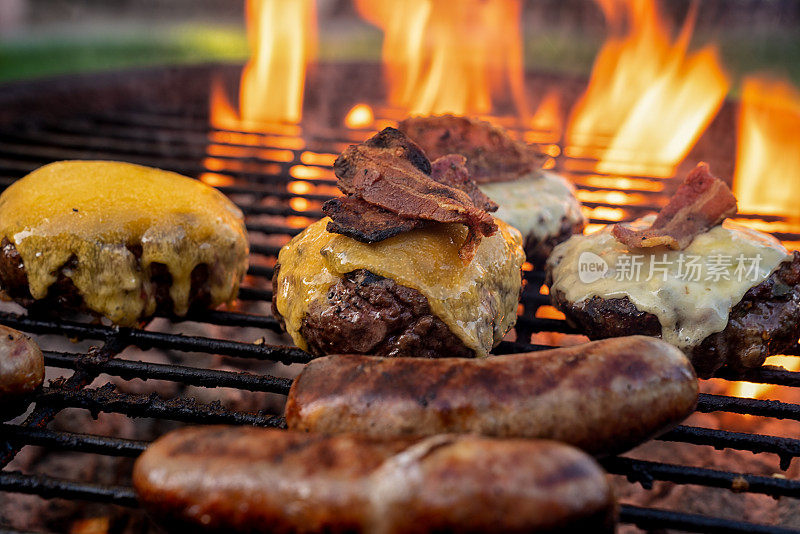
[
  {"x1": 355, "y1": 0, "x2": 528, "y2": 117},
  {"x1": 566, "y1": 0, "x2": 729, "y2": 177},
  {"x1": 210, "y1": 0, "x2": 316, "y2": 129},
  {"x1": 733, "y1": 76, "x2": 800, "y2": 220}
]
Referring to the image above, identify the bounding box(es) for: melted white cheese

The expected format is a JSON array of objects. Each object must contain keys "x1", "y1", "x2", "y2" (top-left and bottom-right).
[
  {"x1": 547, "y1": 216, "x2": 791, "y2": 351},
  {"x1": 478, "y1": 170, "x2": 585, "y2": 243}
]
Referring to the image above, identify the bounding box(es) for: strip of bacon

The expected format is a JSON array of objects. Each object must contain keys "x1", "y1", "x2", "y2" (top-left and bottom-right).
[
  {"x1": 612, "y1": 162, "x2": 738, "y2": 250},
  {"x1": 324, "y1": 197, "x2": 424, "y2": 243},
  {"x1": 328, "y1": 128, "x2": 497, "y2": 262},
  {"x1": 324, "y1": 154, "x2": 497, "y2": 244},
  {"x1": 399, "y1": 115, "x2": 543, "y2": 183},
  {"x1": 429, "y1": 154, "x2": 498, "y2": 212}
]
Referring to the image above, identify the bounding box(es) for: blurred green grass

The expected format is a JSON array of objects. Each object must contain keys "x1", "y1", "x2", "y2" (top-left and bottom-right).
[
  {"x1": 0, "y1": 23, "x2": 797, "y2": 92},
  {"x1": 0, "y1": 25, "x2": 248, "y2": 82}
]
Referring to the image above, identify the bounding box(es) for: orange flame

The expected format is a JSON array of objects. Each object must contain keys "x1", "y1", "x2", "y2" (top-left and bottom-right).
[
  {"x1": 731, "y1": 356, "x2": 800, "y2": 400},
  {"x1": 210, "y1": 0, "x2": 316, "y2": 129},
  {"x1": 566, "y1": 0, "x2": 729, "y2": 177},
  {"x1": 530, "y1": 90, "x2": 563, "y2": 135},
  {"x1": 355, "y1": 0, "x2": 528, "y2": 117},
  {"x1": 733, "y1": 77, "x2": 800, "y2": 221}
]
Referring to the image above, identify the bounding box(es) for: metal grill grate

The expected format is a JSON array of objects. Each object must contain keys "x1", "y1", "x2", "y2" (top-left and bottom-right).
[{"x1": 0, "y1": 68, "x2": 799, "y2": 533}]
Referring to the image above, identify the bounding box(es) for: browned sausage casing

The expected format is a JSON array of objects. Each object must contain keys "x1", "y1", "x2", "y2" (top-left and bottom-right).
[
  {"x1": 286, "y1": 336, "x2": 698, "y2": 456},
  {"x1": 0, "y1": 325, "x2": 43, "y2": 398},
  {"x1": 133, "y1": 426, "x2": 616, "y2": 533}
]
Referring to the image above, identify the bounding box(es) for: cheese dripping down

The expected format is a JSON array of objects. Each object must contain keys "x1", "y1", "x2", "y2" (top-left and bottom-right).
[
  {"x1": 547, "y1": 216, "x2": 791, "y2": 351},
  {"x1": 0, "y1": 161, "x2": 249, "y2": 325},
  {"x1": 274, "y1": 217, "x2": 525, "y2": 357},
  {"x1": 478, "y1": 170, "x2": 585, "y2": 244}
]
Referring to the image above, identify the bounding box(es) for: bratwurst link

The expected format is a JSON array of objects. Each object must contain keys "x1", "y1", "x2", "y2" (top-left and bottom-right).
[
  {"x1": 133, "y1": 427, "x2": 616, "y2": 533},
  {"x1": 286, "y1": 336, "x2": 698, "y2": 456}
]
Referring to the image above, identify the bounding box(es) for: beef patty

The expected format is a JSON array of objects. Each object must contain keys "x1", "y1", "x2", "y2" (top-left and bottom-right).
[
  {"x1": 272, "y1": 268, "x2": 474, "y2": 358},
  {"x1": 525, "y1": 216, "x2": 586, "y2": 269},
  {"x1": 0, "y1": 238, "x2": 213, "y2": 323},
  {"x1": 547, "y1": 251, "x2": 800, "y2": 378}
]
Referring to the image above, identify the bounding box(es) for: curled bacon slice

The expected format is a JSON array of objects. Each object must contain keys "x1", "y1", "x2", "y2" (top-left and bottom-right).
[
  {"x1": 326, "y1": 128, "x2": 497, "y2": 262},
  {"x1": 324, "y1": 154, "x2": 497, "y2": 244},
  {"x1": 399, "y1": 115, "x2": 543, "y2": 183},
  {"x1": 612, "y1": 162, "x2": 738, "y2": 250},
  {"x1": 429, "y1": 154, "x2": 498, "y2": 212},
  {"x1": 324, "y1": 197, "x2": 425, "y2": 243}
]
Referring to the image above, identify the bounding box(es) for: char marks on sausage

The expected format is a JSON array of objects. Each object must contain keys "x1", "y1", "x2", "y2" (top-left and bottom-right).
[{"x1": 612, "y1": 162, "x2": 738, "y2": 250}]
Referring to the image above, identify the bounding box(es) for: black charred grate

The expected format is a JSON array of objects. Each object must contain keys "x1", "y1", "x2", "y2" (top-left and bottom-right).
[{"x1": 0, "y1": 66, "x2": 799, "y2": 533}]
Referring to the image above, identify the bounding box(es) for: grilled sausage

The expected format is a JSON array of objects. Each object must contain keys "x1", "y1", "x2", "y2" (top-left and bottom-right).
[
  {"x1": 133, "y1": 426, "x2": 616, "y2": 533},
  {"x1": 286, "y1": 336, "x2": 698, "y2": 456},
  {"x1": 0, "y1": 325, "x2": 44, "y2": 419}
]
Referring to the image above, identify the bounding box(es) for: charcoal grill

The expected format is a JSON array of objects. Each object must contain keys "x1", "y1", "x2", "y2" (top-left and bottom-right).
[{"x1": 0, "y1": 63, "x2": 799, "y2": 533}]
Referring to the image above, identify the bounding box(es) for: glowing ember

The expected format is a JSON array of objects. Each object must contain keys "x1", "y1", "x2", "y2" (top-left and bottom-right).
[
  {"x1": 300, "y1": 152, "x2": 338, "y2": 166},
  {"x1": 199, "y1": 173, "x2": 234, "y2": 187},
  {"x1": 344, "y1": 104, "x2": 375, "y2": 129},
  {"x1": 289, "y1": 197, "x2": 311, "y2": 212},
  {"x1": 210, "y1": 0, "x2": 316, "y2": 129},
  {"x1": 535, "y1": 306, "x2": 566, "y2": 320},
  {"x1": 733, "y1": 77, "x2": 800, "y2": 221},
  {"x1": 287, "y1": 181, "x2": 312, "y2": 195},
  {"x1": 355, "y1": 0, "x2": 528, "y2": 117},
  {"x1": 566, "y1": 0, "x2": 729, "y2": 177}
]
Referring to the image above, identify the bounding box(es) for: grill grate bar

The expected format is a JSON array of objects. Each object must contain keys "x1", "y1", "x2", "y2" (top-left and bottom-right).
[
  {"x1": 659, "y1": 425, "x2": 800, "y2": 470},
  {"x1": 716, "y1": 366, "x2": 800, "y2": 387},
  {"x1": 604, "y1": 456, "x2": 800, "y2": 498},
  {"x1": 246, "y1": 264, "x2": 274, "y2": 279},
  {"x1": 619, "y1": 504, "x2": 800, "y2": 534},
  {"x1": 0, "y1": 337, "x2": 128, "y2": 469},
  {"x1": 35, "y1": 383, "x2": 286, "y2": 428},
  {"x1": 0, "y1": 424, "x2": 147, "y2": 458},
  {"x1": 237, "y1": 286, "x2": 274, "y2": 302},
  {"x1": 173, "y1": 309, "x2": 283, "y2": 331},
  {"x1": 0, "y1": 471, "x2": 138, "y2": 507},
  {"x1": 698, "y1": 393, "x2": 800, "y2": 421},
  {"x1": 0, "y1": 312, "x2": 312, "y2": 365},
  {"x1": 43, "y1": 351, "x2": 294, "y2": 394}
]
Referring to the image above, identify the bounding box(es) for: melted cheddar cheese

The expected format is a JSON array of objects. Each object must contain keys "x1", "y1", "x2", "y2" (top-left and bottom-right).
[
  {"x1": 478, "y1": 171, "x2": 584, "y2": 243},
  {"x1": 547, "y1": 216, "x2": 791, "y2": 351},
  {"x1": 0, "y1": 161, "x2": 248, "y2": 325},
  {"x1": 274, "y1": 218, "x2": 524, "y2": 356}
]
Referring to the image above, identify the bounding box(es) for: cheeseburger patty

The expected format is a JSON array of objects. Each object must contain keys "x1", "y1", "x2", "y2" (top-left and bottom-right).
[
  {"x1": 273, "y1": 268, "x2": 475, "y2": 358},
  {"x1": 0, "y1": 161, "x2": 248, "y2": 326},
  {"x1": 548, "y1": 251, "x2": 800, "y2": 378}
]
